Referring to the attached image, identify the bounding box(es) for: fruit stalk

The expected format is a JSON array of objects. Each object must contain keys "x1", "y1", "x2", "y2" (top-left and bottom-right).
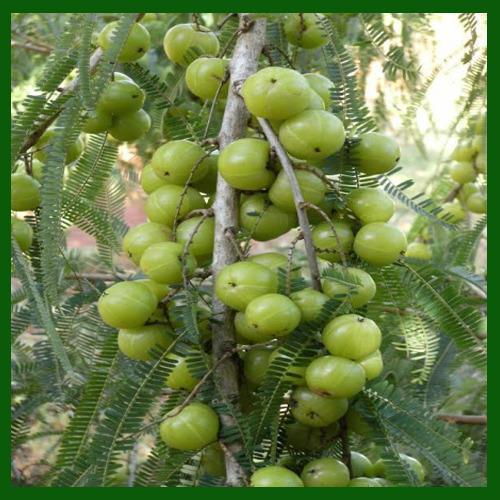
[
  {"x1": 257, "y1": 117, "x2": 322, "y2": 290},
  {"x1": 212, "y1": 14, "x2": 267, "y2": 486}
]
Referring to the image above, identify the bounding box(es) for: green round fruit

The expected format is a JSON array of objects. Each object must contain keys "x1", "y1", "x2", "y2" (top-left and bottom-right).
[
  {"x1": 145, "y1": 185, "x2": 206, "y2": 227},
  {"x1": 269, "y1": 168, "x2": 326, "y2": 213},
  {"x1": 248, "y1": 252, "x2": 288, "y2": 273},
  {"x1": 234, "y1": 311, "x2": 272, "y2": 343},
  {"x1": 140, "y1": 241, "x2": 197, "y2": 285},
  {"x1": 475, "y1": 152, "x2": 486, "y2": 173},
  {"x1": 65, "y1": 135, "x2": 84, "y2": 164},
  {"x1": 15, "y1": 158, "x2": 44, "y2": 182},
  {"x1": 152, "y1": 140, "x2": 209, "y2": 186},
  {"x1": 400, "y1": 453, "x2": 425, "y2": 482},
  {"x1": 176, "y1": 216, "x2": 214, "y2": 265},
  {"x1": 215, "y1": 262, "x2": 278, "y2": 311},
  {"x1": 290, "y1": 288, "x2": 329, "y2": 322},
  {"x1": 240, "y1": 194, "x2": 297, "y2": 241},
  {"x1": 200, "y1": 443, "x2": 225, "y2": 477},
  {"x1": 185, "y1": 57, "x2": 229, "y2": 100},
  {"x1": 165, "y1": 352, "x2": 200, "y2": 391},
  {"x1": 136, "y1": 279, "x2": 170, "y2": 301},
  {"x1": 118, "y1": 324, "x2": 174, "y2": 361},
  {"x1": 113, "y1": 72, "x2": 134, "y2": 82},
  {"x1": 312, "y1": 219, "x2": 354, "y2": 263},
  {"x1": 301, "y1": 457, "x2": 349, "y2": 487},
  {"x1": 306, "y1": 89, "x2": 326, "y2": 110},
  {"x1": 449, "y1": 161, "x2": 476, "y2": 184},
  {"x1": 250, "y1": 466, "x2": 304, "y2": 487},
  {"x1": 83, "y1": 109, "x2": 113, "y2": 134},
  {"x1": 451, "y1": 144, "x2": 476, "y2": 162},
  {"x1": 109, "y1": 109, "x2": 151, "y2": 142},
  {"x1": 97, "y1": 21, "x2": 150, "y2": 63},
  {"x1": 437, "y1": 202, "x2": 466, "y2": 223},
  {"x1": 163, "y1": 23, "x2": 219, "y2": 66},
  {"x1": 349, "y1": 477, "x2": 381, "y2": 487},
  {"x1": 98, "y1": 80, "x2": 145, "y2": 115},
  {"x1": 285, "y1": 421, "x2": 339, "y2": 451},
  {"x1": 191, "y1": 155, "x2": 218, "y2": 194},
  {"x1": 279, "y1": 110, "x2": 345, "y2": 160},
  {"x1": 405, "y1": 242, "x2": 432, "y2": 260},
  {"x1": 159, "y1": 402, "x2": 219, "y2": 451},
  {"x1": 291, "y1": 386, "x2": 348, "y2": 427},
  {"x1": 458, "y1": 183, "x2": 479, "y2": 204},
  {"x1": 352, "y1": 132, "x2": 400, "y2": 175},
  {"x1": 245, "y1": 293, "x2": 302, "y2": 337},
  {"x1": 351, "y1": 452, "x2": 374, "y2": 478},
  {"x1": 269, "y1": 349, "x2": 307, "y2": 385},
  {"x1": 122, "y1": 222, "x2": 172, "y2": 265},
  {"x1": 241, "y1": 67, "x2": 311, "y2": 120},
  {"x1": 372, "y1": 458, "x2": 386, "y2": 477},
  {"x1": 98, "y1": 281, "x2": 158, "y2": 329},
  {"x1": 322, "y1": 314, "x2": 381, "y2": 360},
  {"x1": 306, "y1": 355, "x2": 366, "y2": 398},
  {"x1": 358, "y1": 350, "x2": 383, "y2": 380},
  {"x1": 140, "y1": 163, "x2": 169, "y2": 194},
  {"x1": 353, "y1": 222, "x2": 408, "y2": 266},
  {"x1": 243, "y1": 348, "x2": 273, "y2": 385},
  {"x1": 304, "y1": 73, "x2": 334, "y2": 108},
  {"x1": 284, "y1": 13, "x2": 327, "y2": 49},
  {"x1": 218, "y1": 138, "x2": 274, "y2": 191},
  {"x1": 12, "y1": 217, "x2": 33, "y2": 252},
  {"x1": 11, "y1": 173, "x2": 41, "y2": 211},
  {"x1": 466, "y1": 193, "x2": 486, "y2": 214},
  {"x1": 346, "y1": 187, "x2": 395, "y2": 224}
]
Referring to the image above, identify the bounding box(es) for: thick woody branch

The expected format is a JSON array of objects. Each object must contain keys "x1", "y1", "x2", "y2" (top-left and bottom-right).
[
  {"x1": 436, "y1": 414, "x2": 487, "y2": 425},
  {"x1": 211, "y1": 14, "x2": 267, "y2": 487}
]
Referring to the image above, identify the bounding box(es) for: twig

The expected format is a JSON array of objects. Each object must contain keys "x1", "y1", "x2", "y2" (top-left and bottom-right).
[
  {"x1": 339, "y1": 416, "x2": 353, "y2": 477},
  {"x1": 436, "y1": 414, "x2": 487, "y2": 425},
  {"x1": 257, "y1": 117, "x2": 322, "y2": 290},
  {"x1": 11, "y1": 40, "x2": 52, "y2": 54},
  {"x1": 216, "y1": 13, "x2": 238, "y2": 31},
  {"x1": 443, "y1": 184, "x2": 462, "y2": 203},
  {"x1": 203, "y1": 70, "x2": 230, "y2": 140}
]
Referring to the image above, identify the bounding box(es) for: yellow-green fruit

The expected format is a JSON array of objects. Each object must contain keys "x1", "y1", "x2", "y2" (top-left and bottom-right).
[
  {"x1": 312, "y1": 219, "x2": 354, "y2": 263},
  {"x1": 15, "y1": 158, "x2": 44, "y2": 182},
  {"x1": 400, "y1": 453, "x2": 425, "y2": 482},
  {"x1": 451, "y1": 144, "x2": 476, "y2": 162},
  {"x1": 159, "y1": 402, "x2": 219, "y2": 451},
  {"x1": 98, "y1": 80, "x2": 145, "y2": 115},
  {"x1": 449, "y1": 161, "x2": 476, "y2": 184},
  {"x1": 241, "y1": 66, "x2": 311, "y2": 121},
  {"x1": 475, "y1": 152, "x2": 486, "y2": 173},
  {"x1": 466, "y1": 193, "x2": 486, "y2": 214},
  {"x1": 200, "y1": 443, "x2": 225, "y2": 477},
  {"x1": 306, "y1": 89, "x2": 326, "y2": 110},
  {"x1": 185, "y1": 57, "x2": 229, "y2": 100},
  {"x1": 349, "y1": 477, "x2": 381, "y2": 487},
  {"x1": 290, "y1": 287, "x2": 329, "y2": 322},
  {"x1": 248, "y1": 252, "x2": 288, "y2": 274},
  {"x1": 458, "y1": 183, "x2": 479, "y2": 204},
  {"x1": 142, "y1": 13, "x2": 158, "y2": 22},
  {"x1": 97, "y1": 22, "x2": 151, "y2": 63},
  {"x1": 322, "y1": 265, "x2": 376, "y2": 308},
  {"x1": 234, "y1": 311, "x2": 273, "y2": 343},
  {"x1": 192, "y1": 155, "x2": 218, "y2": 194},
  {"x1": 285, "y1": 421, "x2": 339, "y2": 451},
  {"x1": 11, "y1": 217, "x2": 33, "y2": 252},
  {"x1": 301, "y1": 457, "x2": 350, "y2": 487},
  {"x1": 250, "y1": 466, "x2": 304, "y2": 487},
  {"x1": 140, "y1": 163, "x2": 169, "y2": 194},
  {"x1": 165, "y1": 353, "x2": 200, "y2": 391},
  {"x1": 405, "y1": 242, "x2": 432, "y2": 260},
  {"x1": 176, "y1": 216, "x2": 215, "y2": 264},
  {"x1": 117, "y1": 324, "x2": 174, "y2": 361},
  {"x1": 122, "y1": 222, "x2": 172, "y2": 265},
  {"x1": 269, "y1": 349, "x2": 307, "y2": 385},
  {"x1": 358, "y1": 350, "x2": 383, "y2": 380},
  {"x1": 351, "y1": 451, "x2": 374, "y2": 478},
  {"x1": 65, "y1": 135, "x2": 84, "y2": 164},
  {"x1": 11, "y1": 173, "x2": 41, "y2": 211},
  {"x1": 283, "y1": 13, "x2": 327, "y2": 49},
  {"x1": 163, "y1": 23, "x2": 219, "y2": 66},
  {"x1": 472, "y1": 134, "x2": 486, "y2": 154},
  {"x1": 438, "y1": 202, "x2": 466, "y2": 223},
  {"x1": 352, "y1": 132, "x2": 400, "y2": 175},
  {"x1": 83, "y1": 110, "x2": 113, "y2": 134},
  {"x1": 136, "y1": 279, "x2": 170, "y2": 301},
  {"x1": 243, "y1": 348, "x2": 273, "y2": 385},
  {"x1": 304, "y1": 73, "x2": 334, "y2": 108},
  {"x1": 109, "y1": 109, "x2": 151, "y2": 142},
  {"x1": 346, "y1": 187, "x2": 395, "y2": 224}
]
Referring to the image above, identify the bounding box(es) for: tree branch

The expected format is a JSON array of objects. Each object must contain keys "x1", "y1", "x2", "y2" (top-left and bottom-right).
[{"x1": 436, "y1": 414, "x2": 487, "y2": 425}]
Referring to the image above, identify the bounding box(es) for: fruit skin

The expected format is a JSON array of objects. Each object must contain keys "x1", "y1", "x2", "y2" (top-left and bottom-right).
[
  {"x1": 400, "y1": 453, "x2": 425, "y2": 482},
  {"x1": 438, "y1": 201, "x2": 466, "y2": 223},
  {"x1": 466, "y1": 193, "x2": 486, "y2": 214},
  {"x1": 458, "y1": 183, "x2": 479, "y2": 204},
  {"x1": 98, "y1": 281, "x2": 158, "y2": 329},
  {"x1": 140, "y1": 241, "x2": 197, "y2": 285},
  {"x1": 185, "y1": 57, "x2": 229, "y2": 100},
  {"x1": 234, "y1": 311, "x2": 272, "y2": 343},
  {"x1": 322, "y1": 314, "x2": 381, "y2": 360},
  {"x1": 352, "y1": 132, "x2": 400, "y2": 175},
  {"x1": 191, "y1": 155, "x2": 218, "y2": 194},
  {"x1": 290, "y1": 386, "x2": 348, "y2": 427},
  {"x1": 269, "y1": 168, "x2": 326, "y2": 213},
  {"x1": 449, "y1": 161, "x2": 476, "y2": 184},
  {"x1": 12, "y1": 217, "x2": 33, "y2": 252},
  {"x1": 165, "y1": 353, "x2": 200, "y2": 391},
  {"x1": 290, "y1": 288, "x2": 329, "y2": 322},
  {"x1": 312, "y1": 219, "x2": 354, "y2": 263},
  {"x1": 304, "y1": 73, "x2": 334, "y2": 108},
  {"x1": 136, "y1": 279, "x2": 170, "y2": 301},
  {"x1": 306, "y1": 89, "x2": 325, "y2": 110},
  {"x1": 250, "y1": 466, "x2": 304, "y2": 487},
  {"x1": 322, "y1": 265, "x2": 376, "y2": 308},
  {"x1": 118, "y1": 324, "x2": 174, "y2": 361},
  {"x1": 199, "y1": 443, "x2": 225, "y2": 477},
  {"x1": 279, "y1": 110, "x2": 345, "y2": 160},
  {"x1": 285, "y1": 421, "x2": 339, "y2": 451},
  {"x1": 451, "y1": 144, "x2": 476, "y2": 162},
  {"x1": 349, "y1": 477, "x2": 381, "y2": 487},
  {"x1": 301, "y1": 457, "x2": 350, "y2": 487},
  {"x1": 351, "y1": 451, "x2": 374, "y2": 478},
  {"x1": 159, "y1": 402, "x2": 219, "y2": 451},
  {"x1": 240, "y1": 194, "x2": 297, "y2": 241},
  {"x1": 141, "y1": 163, "x2": 169, "y2": 194},
  {"x1": 122, "y1": 222, "x2": 172, "y2": 265},
  {"x1": 245, "y1": 293, "x2": 302, "y2": 338},
  {"x1": 347, "y1": 187, "x2": 395, "y2": 224},
  {"x1": 241, "y1": 67, "x2": 311, "y2": 121},
  {"x1": 152, "y1": 140, "x2": 209, "y2": 186},
  {"x1": 218, "y1": 138, "x2": 274, "y2": 191},
  {"x1": 83, "y1": 110, "x2": 113, "y2": 134},
  {"x1": 358, "y1": 350, "x2": 384, "y2": 380},
  {"x1": 215, "y1": 261, "x2": 278, "y2": 311},
  {"x1": 284, "y1": 13, "x2": 327, "y2": 49},
  {"x1": 98, "y1": 80, "x2": 145, "y2": 115},
  {"x1": 176, "y1": 216, "x2": 214, "y2": 265},
  {"x1": 145, "y1": 185, "x2": 206, "y2": 227},
  {"x1": 353, "y1": 222, "x2": 408, "y2": 266},
  {"x1": 243, "y1": 348, "x2": 273, "y2": 385},
  {"x1": 405, "y1": 242, "x2": 432, "y2": 260},
  {"x1": 98, "y1": 22, "x2": 150, "y2": 63},
  {"x1": 109, "y1": 109, "x2": 151, "y2": 142},
  {"x1": 11, "y1": 173, "x2": 41, "y2": 211},
  {"x1": 269, "y1": 349, "x2": 307, "y2": 385},
  {"x1": 163, "y1": 23, "x2": 220, "y2": 66},
  {"x1": 306, "y1": 355, "x2": 366, "y2": 398},
  {"x1": 248, "y1": 252, "x2": 288, "y2": 274},
  {"x1": 475, "y1": 152, "x2": 486, "y2": 173},
  {"x1": 16, "y1": 158, "x2": 44, "y2": 182}
]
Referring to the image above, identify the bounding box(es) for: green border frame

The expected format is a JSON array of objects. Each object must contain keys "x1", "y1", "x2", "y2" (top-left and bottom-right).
[{"x1": 6, "y1": 2, "x2": 494, "y2": 497}]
